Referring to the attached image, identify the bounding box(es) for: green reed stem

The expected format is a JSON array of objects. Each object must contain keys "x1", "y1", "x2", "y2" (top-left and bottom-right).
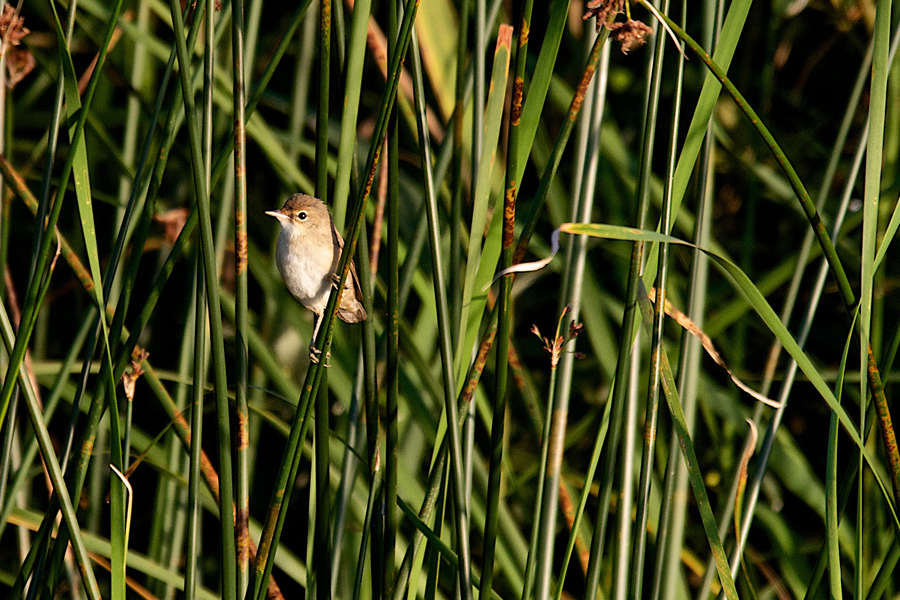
[
  {"x1": 232, "y1": 0, "x2": 250, "y2": 592},
  {"x1": 384, "y1": 0, "x2": 400, "y2": 595},
  {"x1": 185, "y1": 254, "x2": 207, "y2": 600},
  {"x1": 314, "y1": 0, "x2": 333, "y2": 598},
  {"x1": 483, "y1": 4, "x2": 530, "y2": 595},
  {"x1": 631, "y1": 0, "x2": 685, "y2": 591},
  {"x1": 250, "y1": 2, "x2": 422, "y2": 597},
  {"x1": 167, "y1": 1, "x2": 238, "y2": 597},
  {"x1": 582, "y1": 7, "x2": 666, "y2": 592},
  {"x1": 409, "y1": 21, "x2": 466, "y2": 600}
]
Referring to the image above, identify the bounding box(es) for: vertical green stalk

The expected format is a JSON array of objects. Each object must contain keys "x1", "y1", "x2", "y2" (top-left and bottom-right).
[
  {"x1": 29, "y1": 0, "x2": 77, "y2": 274},
  {"x1": 289, "y1": 7, "x2": 316, "y2": 164},
  {"x1": 654, "y1": 0, "x2": 719, "y2": 595},
  {"x1": 314, "y1": 0, "x2": 333, "y2": 598},
  {"x1": 167, "y1": 0, "x2": 237, "y2": 597},
  {"x1": 862, "y1": 0, "x2": 895, "y2": 506},
  {"x1": 0, "y1": 0, "x2": 122, "y2": 434},
  {"x1": 185, "y1": 254, "x2": 207, "y2": 600},
  {"x1": 332, "y1": 0, "x2": 374, "y2": 226},
  {"x1": 0, "y1": 298, "x2": 102, "y2": 600},
  {"x1": 384, "y1": 0, "x2": 400, "y2": 595},
  {"x1": 449, "y1": 0, "x2": 469, "y2": 344},
  {"x1": 408, "y1": 19, "x2": 468, "y2": 600},
  {"x1": 251, "y1": 2, "x2": 421, "y2": 597},
  {"x1": 541, "y1": 28, "x2": 611, "y2": 600},
  {"x1": 631, "y1": 0, "x2": 686, "y2": 591},
  {"x1": 232, "y1": 0, "x2": 250, "y2": 594},
  {"x1": 584, "y1": 0, "x2": 669, "y2": 594},
  {"x1": 858, "y1": 0, "x2": 892, "y2": 575},
  {"x1": 482, "y1": 4, "x2": 531, "y2": 597},
  {"x1": 359, "y1": 230, "x2": 383, "y2": 599},
  {"x1": 473, "y1": 0, "x2": 485, "y2": 181}
]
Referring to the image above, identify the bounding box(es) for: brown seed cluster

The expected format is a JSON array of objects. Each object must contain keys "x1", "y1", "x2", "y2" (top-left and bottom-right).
[
  {"x1": 607, "y1": 19, "x2": 655, "y2": 54},
  {"x1": 0, "y1": 4, "x2": 34, "y2": 88},
  {"x1": 122, "y1": 348, "x2": 149, "y2": 402},
  {"x1": 583, "y1": 0, "x2": 626, "y2": 29},
  {"x1": 532, "y1": 305, "x2": 585, "y2": 369},
  {"x1": 583, "y1": 0, "x2": 654, "y2": 54}
]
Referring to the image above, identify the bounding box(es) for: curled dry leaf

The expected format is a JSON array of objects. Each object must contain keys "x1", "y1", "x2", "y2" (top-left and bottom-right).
[{"x1": 646, "y1": 287, "x2": 782, "y2": 409}]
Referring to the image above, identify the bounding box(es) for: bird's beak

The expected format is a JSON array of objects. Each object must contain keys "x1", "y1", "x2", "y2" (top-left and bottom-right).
[{"x1": 265, "y1": 209, "x2": 287, "y2": 222}]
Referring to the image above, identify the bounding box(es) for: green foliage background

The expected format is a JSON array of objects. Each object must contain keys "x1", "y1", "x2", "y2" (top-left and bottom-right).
[{"x1": 0, "y1": 0, "x2": 898, "y2": 598}]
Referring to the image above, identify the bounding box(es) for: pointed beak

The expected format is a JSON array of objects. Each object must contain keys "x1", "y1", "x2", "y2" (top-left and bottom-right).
[{"x1": 265, "y1": 209, "x2": 287, "y2": 222}]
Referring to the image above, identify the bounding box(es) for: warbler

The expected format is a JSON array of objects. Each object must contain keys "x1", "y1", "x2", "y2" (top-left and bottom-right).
[{"x1": 266, "y1": 193, "x2": 366, "y2": 361}]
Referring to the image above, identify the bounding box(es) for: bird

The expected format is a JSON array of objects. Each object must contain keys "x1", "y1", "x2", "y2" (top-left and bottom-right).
[{"x1": 266, "y1": 193, "x2": 366, "y2": 362}]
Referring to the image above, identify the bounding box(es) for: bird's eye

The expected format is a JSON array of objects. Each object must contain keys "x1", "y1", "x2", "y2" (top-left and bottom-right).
[{"x1": 297, "y1": 211, "x2": 308, "y2": 221}]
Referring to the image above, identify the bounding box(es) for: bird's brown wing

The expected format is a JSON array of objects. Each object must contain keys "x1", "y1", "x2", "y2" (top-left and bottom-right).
[{"x1": 332, "y1": 222, "x2": 367, "y2": 323}]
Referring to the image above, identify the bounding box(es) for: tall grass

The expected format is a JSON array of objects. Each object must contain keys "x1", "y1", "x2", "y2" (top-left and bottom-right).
[{"x1": 1, "y1": 0, "x2": 899, "y2": 598}]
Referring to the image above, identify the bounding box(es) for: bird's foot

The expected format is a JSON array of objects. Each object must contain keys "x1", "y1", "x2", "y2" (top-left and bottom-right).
[{"x1": 308, "y1": 345, "x2": 331, "y2": 366}]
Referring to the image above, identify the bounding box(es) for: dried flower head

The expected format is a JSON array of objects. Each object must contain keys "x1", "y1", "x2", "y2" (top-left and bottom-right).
[
  {"x1": 122, "y1": 348, "x2": 149, "y2": 401},
  {"x1": 569, "y1": 321, "x2": 584, "y2": 339},
  {"x1": 0, "y1": 5, "x2": 33, "y2": 89},
  {"x1": 6, "y1": 46, "x2": 33, "y2": 88},
  {"x1": 583, "y1": 0, "x2": 626, "y2": 31},
  {"x1": 607, "y1": 19, "x2": 654, "y2": 54},
  {"x1": 532, "y1": 310, "x2": 586, "y2": 369},
  {"x1": 0, "y1": 5, "x2": 28, "y2": 48}
]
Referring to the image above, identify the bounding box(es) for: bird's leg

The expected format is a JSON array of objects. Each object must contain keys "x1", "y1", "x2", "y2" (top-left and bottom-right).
[
  {"x1": 308, "y1": 313, "x2": 332, "y2": 366},
  {"x1": 309, "y1": 313, "x2": 322, "y2": 364}
]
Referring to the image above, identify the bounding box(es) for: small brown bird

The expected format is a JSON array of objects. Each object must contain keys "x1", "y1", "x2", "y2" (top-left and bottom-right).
[{"x1": 266, "y1": 193, "x2": 366, "y2": 361}]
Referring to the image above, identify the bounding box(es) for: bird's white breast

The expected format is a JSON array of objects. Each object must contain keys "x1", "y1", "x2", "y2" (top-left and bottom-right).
[{"x1": 275, "y1": 226, "x2": 336, "y2": 314}]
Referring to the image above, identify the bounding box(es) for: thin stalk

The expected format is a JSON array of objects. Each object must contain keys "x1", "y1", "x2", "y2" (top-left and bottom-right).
[
  {"x1": 584, "y1": 0, "x2": 669, "y2": 590},
  {"x1": 540, "y1": 28, "x2": 610, "y2": 600},
  {"x1": 185, "y1": 253, "x2": 208, "y2": 600},
  {"x1": 0, "y1": 0, "x2": 124, "y2": 436},
  {"x1": 483, "y1": 4, "x2": 529, "y2": 592},
  {"x1": 632, "y1": 0, "x2": 686, "y2": 594},
  {"x1": 232, "y1": 0, "x2": 250, "y2": 593},
  {"x1": 167, "y1": 1, "x2": 238, "y2": 597},
  {"x1": 250, "y1": 2, "x2": 423, "y2": 597},
  {"x1": 449, "y1": 0, "x2": 469, "y2": 346},
  {"x1": 654, "y1": 0, "x2": 720, "y2": 594},
  {"x1": 332, "y1": 0, "x2": 375, "y2": 226},
  {"x1": 409, "y1": 19, "x2": 469, "y2": 600},
  {"x1": 29, "y1": 0, "x2": 78, "y2": 276},
  {"x1": 1, "y1": 297, "x2": 102, "y2": 600},
  {"x1": 313, "y1": 0, "x2": 333, "y2": 597},
  {"x1": 357, "y1": 221, "x2": 383, "y2": 600},
  {"x1": 860, "y1": 0, "x2": 892, "y2": 506},
  {"x1": 384, "y1": 0, "x2": 400, "y2": 594}
]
